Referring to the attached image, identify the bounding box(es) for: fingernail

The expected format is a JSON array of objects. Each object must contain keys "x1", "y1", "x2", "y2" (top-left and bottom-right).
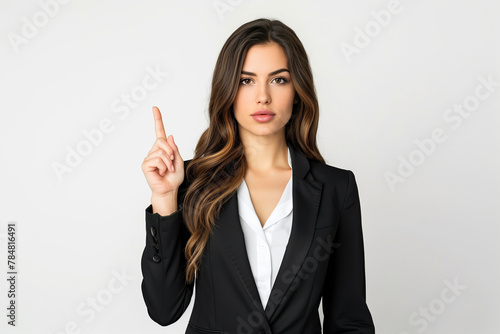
[
  {"x1": 170, "y1": 165, "x2": 174, "y2": 172},
  {"x1": 170, "y1": 155, "x2": 174, "y2": 160}
]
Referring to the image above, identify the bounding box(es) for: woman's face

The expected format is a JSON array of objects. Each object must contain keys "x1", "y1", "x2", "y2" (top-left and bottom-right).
[{"x1": 232, "y1": 42, "x2": 296, "y2": 142}]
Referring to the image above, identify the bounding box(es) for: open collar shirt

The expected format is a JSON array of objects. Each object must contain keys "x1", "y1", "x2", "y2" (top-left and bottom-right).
[{"x1": 236, "y1": 146, "x2": 293, "y2": 310}]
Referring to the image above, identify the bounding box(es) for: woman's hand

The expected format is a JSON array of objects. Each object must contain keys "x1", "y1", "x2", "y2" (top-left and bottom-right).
[{"x1": 142, "y1": 106, "x2": 184, "y2": 198}]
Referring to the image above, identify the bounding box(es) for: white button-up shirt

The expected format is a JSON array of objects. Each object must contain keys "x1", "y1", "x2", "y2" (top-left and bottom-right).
[{"x1": 237, "y1": 146, "x2": 293, "y2": 309}]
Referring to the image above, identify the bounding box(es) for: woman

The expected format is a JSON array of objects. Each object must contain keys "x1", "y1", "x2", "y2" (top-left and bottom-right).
[{"x1": 141, "y1": 18, "x2": 375, "y2": 333}]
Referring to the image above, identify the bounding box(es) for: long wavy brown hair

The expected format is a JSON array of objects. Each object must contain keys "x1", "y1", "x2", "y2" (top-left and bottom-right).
[{"x1": 181, "y1": 18, "x2": 325, "y2": 284}]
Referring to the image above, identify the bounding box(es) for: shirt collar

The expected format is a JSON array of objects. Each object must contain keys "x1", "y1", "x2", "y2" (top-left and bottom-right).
[{"x1": 237, "y1": 146, "x2": 293, "y2": 230}]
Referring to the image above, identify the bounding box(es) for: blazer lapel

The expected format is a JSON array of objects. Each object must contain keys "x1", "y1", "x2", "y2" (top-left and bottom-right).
[
  {"x1": 216, "y1": 185, "x2": 269, "y2": 317},
  {"x1": 264, "y1": 142, "x2": 323, "y2": 320},
  {"x1": 216, "y1": 141, "x2": 323, "y2": 324}
]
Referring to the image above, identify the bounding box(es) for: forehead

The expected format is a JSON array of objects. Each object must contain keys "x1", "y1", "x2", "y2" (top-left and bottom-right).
[{"x1": 242, "y1": 43, "x2": 289, "y2": 72}]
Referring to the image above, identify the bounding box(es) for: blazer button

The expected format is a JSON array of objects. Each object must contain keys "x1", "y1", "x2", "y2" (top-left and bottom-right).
[
  {"x1": 150, "y1": 226, "x2": 157, "y2": 237},
  {"x1": 152, "y1": 254, "x2": 161, "y2": 263}
]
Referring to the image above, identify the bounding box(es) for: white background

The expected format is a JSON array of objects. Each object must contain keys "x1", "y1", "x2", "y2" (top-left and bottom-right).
[{"x1": 1, "y1": 0, "x2": 499, "y2": 333}]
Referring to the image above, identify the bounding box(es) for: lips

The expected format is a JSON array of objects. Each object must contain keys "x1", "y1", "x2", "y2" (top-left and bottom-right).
[{"x1": 251, "y1": 110, "x2": 275, "y2": 116}]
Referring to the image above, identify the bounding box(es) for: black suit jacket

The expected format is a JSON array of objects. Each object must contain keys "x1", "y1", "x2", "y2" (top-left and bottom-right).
[{"x1": 141, "y1": 141, "x2": 375, "y2": 333}]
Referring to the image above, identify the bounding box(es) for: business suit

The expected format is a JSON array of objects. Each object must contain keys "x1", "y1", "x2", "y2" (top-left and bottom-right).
[{"x1": 141, "y1": 141, "x2": 375, "y2": 333}]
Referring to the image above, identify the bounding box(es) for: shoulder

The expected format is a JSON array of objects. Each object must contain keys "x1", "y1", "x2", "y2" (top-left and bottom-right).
[
  {"x1": 307, "y1": 159, "x2": 361, "y2": 213},
  {"x1": 308, "y1": 158, "x2": 355, "y2": 187}
]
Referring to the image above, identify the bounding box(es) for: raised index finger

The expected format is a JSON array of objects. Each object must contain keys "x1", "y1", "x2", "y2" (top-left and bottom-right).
[{"x1": 152, "y1": 106, "x2": 167, "y2": 140}]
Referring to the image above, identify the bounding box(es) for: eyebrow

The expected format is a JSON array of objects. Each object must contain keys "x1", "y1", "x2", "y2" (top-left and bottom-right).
[{"x1": 240, "y1": 68, "x2": 290, "y2": 76}]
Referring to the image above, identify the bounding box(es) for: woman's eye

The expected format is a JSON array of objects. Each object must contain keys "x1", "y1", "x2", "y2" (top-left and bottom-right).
[
  {"x1": 272, "y1": 77, "x2": 288, "y2": 84},
  {"x1": 240, "y1": 78, "x2": 252, "y2": 85}
]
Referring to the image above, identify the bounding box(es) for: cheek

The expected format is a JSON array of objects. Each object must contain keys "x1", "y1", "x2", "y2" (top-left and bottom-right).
[
  {"x1": 232, "y1": 95, "x2": 246, "y2": 122},
  {"x1": 233, "y1": 90, "x2": 249, "y2": 111},
  {"x1": 283, "y1": 87, "x2": 296, "y2": 103},
  {"x1": 283, "y1": 90, "x2": 296, "y2": 111}
]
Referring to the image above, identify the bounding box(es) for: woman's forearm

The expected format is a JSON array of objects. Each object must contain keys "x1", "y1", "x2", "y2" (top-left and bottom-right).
[{"x1": 151, "y1": 191, "x2": 178, "y2": 216}]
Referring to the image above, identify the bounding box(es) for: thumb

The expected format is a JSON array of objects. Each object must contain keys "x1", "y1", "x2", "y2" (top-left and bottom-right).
[{"x1": 168, "y1": 134, "x2": 182, "y2": 162}]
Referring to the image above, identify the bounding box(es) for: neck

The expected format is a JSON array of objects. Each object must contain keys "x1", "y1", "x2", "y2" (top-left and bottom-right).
[{"x1": 240, "y1": 134, "x2": 289, "y2": 174}]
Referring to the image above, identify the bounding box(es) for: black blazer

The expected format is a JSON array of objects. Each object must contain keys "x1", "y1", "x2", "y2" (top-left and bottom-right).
[{"x1": 141, "y1": 141, "x2": 375, "y2": 333}]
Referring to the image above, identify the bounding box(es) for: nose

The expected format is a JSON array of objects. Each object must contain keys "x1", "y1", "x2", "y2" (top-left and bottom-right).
[{"x1": 256, "y1": 82, "x2": 271, "y2": 105}]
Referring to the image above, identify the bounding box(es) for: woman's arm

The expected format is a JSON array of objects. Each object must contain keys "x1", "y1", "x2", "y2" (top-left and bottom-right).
[
  {"x1": 151, "y1": 191, "x2": 179, "y2": 216},
  {"x1": 141, "y1": 161, "x2": 194, "y2": 326},
  {"x1": 322, "y1": 170, "x2": 375, "y2": 333}
]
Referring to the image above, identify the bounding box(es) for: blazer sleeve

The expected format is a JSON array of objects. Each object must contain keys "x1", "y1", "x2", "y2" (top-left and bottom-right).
[
  {"x1": 140, "y1": 166, "x2": 194, "y2": 326},
  {"x1": 322, "y1": 170, "x2": 375, "y2": 333}
]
